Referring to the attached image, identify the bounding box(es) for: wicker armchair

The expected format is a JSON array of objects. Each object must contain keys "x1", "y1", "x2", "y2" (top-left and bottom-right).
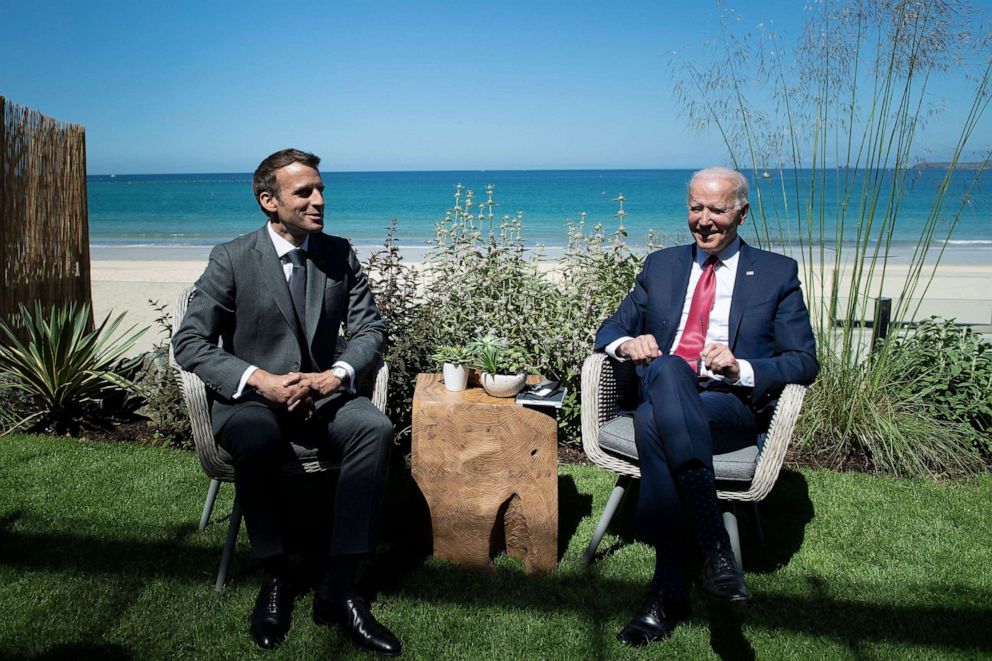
[
  {"x1": 580, "y1": 353, "x2": 806, "y2": 569},
  {"x1": 169, "y1": 285, "x2": 389, "y2": 590}
]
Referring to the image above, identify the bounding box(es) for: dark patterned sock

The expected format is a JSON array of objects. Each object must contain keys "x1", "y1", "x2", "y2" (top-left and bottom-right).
[
  {"x1": 674, "y1": 465, "x2": 731, "y2": 554},
  {"x1": 651, "y1": 547, "x2": 688, "y2": 603},
  {"x1": 319, "y1": 554, "x2": 360, "y2": 602}
]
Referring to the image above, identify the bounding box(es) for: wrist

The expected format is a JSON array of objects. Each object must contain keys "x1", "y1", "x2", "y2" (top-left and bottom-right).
[{"x1": 331, "y1": 365, "x2": 349, "y2": 389}]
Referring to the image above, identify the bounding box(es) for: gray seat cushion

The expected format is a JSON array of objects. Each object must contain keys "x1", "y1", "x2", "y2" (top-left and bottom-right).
[{"x1": 598, "y1": 414, "x2": 765, "y2": 482}]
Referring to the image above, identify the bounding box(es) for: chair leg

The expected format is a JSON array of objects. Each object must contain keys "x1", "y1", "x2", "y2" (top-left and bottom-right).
[
  {"x1": 199, "y1": 479, "x2": 221, "y2": 531},
  {"x1": 215, "y1": 495, "x2": 243, "y2": 591},
  {"x1": 750, "y1": 502, "x2": 765, "y2": 549},
  {"x1": 583, "y1": 475, "x2": 632, "y2": 567},
  {"x1": 721, "y1": 505, "x2": 743, "y2": 571}
]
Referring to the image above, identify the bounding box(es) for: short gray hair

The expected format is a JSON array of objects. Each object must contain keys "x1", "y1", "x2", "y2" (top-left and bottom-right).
[{"x1": 687, "y1": 167, "x2": 749, "y2": 209}]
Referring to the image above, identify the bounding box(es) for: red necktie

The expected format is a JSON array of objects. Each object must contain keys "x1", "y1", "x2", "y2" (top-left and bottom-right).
[{"x1": 673, "y1": 256, "x2": 718, "y2": 373}]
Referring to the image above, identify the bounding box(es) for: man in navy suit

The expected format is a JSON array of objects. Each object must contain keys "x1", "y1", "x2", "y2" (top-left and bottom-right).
[{"x1": 595, "y1": 167, "x2": 818, "y2": 646}]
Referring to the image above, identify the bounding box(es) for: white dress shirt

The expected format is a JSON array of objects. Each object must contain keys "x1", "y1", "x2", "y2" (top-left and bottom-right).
[
  {"x1": 233, "y1": 224, "x2": 356, "y2": 398},
  {"x1": 605, "y1": 237, "x2": 755, "y2": 387}
]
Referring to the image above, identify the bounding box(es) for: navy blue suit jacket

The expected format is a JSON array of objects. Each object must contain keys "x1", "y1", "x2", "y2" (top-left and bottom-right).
[{"x1": 595, "y1": 242, "x2": 819, "y2": 412}]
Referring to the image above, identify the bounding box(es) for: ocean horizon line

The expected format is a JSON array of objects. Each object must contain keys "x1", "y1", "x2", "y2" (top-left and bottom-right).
[{"x1": 86, "y1": 164, "x2": 983, "y2": 178}]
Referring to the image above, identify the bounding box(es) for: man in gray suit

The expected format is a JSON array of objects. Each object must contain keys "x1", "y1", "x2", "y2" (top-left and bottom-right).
[{"x1": 173, "y1": 148, "x2": 401, "y2": 656}]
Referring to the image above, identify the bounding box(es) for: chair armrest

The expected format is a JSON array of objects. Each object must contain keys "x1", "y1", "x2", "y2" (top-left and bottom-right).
[
  {"x1": 170, "y1": 285, "x2": 235, "y2": 482},
  {"x1": 364, "y1": 356, "x2": 389, "y2": 415},
  {"x1": 718, "y1": 383, "x2": 807, "y2": 502},
  {"x1": 581, "y1": 353, "x2": 641, "y2": 479}
]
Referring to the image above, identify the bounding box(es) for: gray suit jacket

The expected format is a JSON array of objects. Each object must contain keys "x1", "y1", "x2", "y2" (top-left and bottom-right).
[{"x1": 172, "y1": 224, "x2": 386, "y2": 435}]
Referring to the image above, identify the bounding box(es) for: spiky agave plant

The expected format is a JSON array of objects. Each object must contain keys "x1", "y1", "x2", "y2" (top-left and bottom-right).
[{"x1": 0, "y1": 301, "x2": 147, "y2": 430}]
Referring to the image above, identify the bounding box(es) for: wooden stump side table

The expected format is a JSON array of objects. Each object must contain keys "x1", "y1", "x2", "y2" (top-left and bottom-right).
[{"x1": 411, "y1": 373, "x2": 558, "y2": 575}]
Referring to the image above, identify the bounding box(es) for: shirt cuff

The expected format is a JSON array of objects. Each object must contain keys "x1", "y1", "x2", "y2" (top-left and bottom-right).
[
  {"x1": 234, "y1": 365, "x2": 259, "y2": 399},
  {"x1": 734, "y1": 359, "x2": 755, "y2": 387},
  {"x1": 605, "y1": 336, "x2": 634, "y2": 361},
  {"x1": 333, "y1": 361, "x2": 357, "y2": 394}
]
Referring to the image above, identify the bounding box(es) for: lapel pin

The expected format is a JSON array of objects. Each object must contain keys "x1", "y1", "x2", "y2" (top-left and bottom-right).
[{"x1": 746, "y1": 270, "x2": 755, "y2": 276}]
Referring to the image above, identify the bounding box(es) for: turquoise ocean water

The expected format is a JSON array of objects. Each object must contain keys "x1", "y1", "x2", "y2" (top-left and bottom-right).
[{"x1": 88, "y1": 169, "x2": 991, "y2": 260}]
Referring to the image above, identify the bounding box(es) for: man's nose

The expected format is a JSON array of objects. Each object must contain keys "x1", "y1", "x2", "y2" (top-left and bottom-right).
[{"x1": 311, "y1": 189, "x2": 324, "y2": 206}]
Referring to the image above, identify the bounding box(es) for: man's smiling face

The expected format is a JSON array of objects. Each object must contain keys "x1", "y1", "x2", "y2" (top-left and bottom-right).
[{"x1": 687, "y1": 176, "x2": 748, "y2": 256}]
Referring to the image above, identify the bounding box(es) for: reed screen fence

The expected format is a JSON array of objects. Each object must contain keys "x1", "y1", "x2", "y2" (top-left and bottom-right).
[{"x1": 0, "y1": 96, "x2": 91, "y2": 340}]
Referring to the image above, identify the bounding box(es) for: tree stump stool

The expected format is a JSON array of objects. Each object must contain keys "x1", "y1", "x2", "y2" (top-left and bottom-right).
[{"x1": 411, "y1": 373, "x2": 558, "y2": 575}]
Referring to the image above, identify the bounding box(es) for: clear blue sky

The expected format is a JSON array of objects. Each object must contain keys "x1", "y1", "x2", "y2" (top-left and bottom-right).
[{"x1": 2, "y1": 0, "x2": 989, "y2": 174}]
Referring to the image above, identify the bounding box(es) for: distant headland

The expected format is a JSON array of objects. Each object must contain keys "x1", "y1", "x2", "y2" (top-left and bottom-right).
[{"x1": 913, "y1": 161, "x2": 988, "y2": 170}]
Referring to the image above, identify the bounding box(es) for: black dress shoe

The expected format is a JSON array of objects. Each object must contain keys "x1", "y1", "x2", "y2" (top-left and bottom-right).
[
  {"x1": 617, "y1": 589, "x2": 690, "y2": 647},
  {"x1": 313, "y1": 593, "x2": 402, "y2": 656},
  {"x1": 250, "y1": 575, "x2": 296, "y2": 649},
  {"x1": 700, "y1": 544, "x2": 749, "y2": 603}
]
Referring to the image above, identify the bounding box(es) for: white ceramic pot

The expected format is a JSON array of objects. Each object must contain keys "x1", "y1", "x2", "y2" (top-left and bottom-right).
[
  {"x1": 481, "y1": 372, "x2": 526, "y2": 398},
  {"x1": 442, "y1": 363, "x2": 469, "y2": 392}
]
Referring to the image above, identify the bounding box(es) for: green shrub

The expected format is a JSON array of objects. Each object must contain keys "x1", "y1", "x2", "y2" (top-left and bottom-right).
[
  {"x1": 795, "y1": 349, "x2": 984, "y2": 478},
  {"x1": 365, "y1": 187, "x2": 650, "y2": 447},
  {"x1": 364, "y1": 220, "x2": 435, "y2": 442},
  {"x1": 134, "y1": 300, "x2": 193, "y2": 449},
  {"x1": 0, "y1": 302, "x2": 146, "y2": 432},
  {"x1": 894, "y1": 317, "x2": 992, "y2": 453}
]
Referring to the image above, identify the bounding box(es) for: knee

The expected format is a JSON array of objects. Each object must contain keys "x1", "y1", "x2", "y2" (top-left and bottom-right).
[
  {"x1": 368, "y1": 413, "x2": 394, "y2": 446},
  {"x1": 643, "y1": 355, "x2": 694, "y2": 388},
  {"x1": 220, "y1": 407, "x2": 284, "y2": 464},
  {"x1": 354, "y1": 411, "x2": 394, "y2": 454}
]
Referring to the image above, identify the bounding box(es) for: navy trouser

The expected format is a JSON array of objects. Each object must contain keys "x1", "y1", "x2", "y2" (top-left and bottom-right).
[
  {"x1": 217, "y1": 394, "x2": 393, "y2": 559},
  {"x1": 633, "y1": 356, "x2": 758, "y2": 560}
]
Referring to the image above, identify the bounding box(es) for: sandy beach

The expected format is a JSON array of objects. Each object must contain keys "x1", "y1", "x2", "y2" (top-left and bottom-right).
[{"x1": 91, "y1": 247, "x2": 992, "y2": 357}]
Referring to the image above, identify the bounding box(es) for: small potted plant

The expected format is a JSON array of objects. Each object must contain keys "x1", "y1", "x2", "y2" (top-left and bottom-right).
[
  {"x1": 468, "y1": 334, "x2": 528, "y2": 397},
  {"x1": 433, "y1": 344, "x2": 472, "y2": 392}
]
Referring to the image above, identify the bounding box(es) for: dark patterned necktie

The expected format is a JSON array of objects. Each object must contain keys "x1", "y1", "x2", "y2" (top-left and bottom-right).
[{"x1": 286, "y1": 249, "x2": 307, "y2": 332}]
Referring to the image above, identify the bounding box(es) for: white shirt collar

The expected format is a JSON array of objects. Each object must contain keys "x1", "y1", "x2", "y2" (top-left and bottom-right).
[
  {"x1": 266, "y1": 222, "x2": 309, "y2": 259},
  {"x1": 696, "y1": 236, "x2": 741, "y2": 269}
]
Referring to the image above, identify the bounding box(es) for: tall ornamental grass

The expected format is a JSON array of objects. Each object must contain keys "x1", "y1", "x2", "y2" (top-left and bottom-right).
[{"x1": 674, "y1": 0, "x2": 991, "y2": 477}]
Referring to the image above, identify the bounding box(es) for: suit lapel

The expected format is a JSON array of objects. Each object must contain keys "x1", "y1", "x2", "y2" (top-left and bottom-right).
[
  {"x1": 252, "y1": 225, "x2": 298, "y2": 333},
  {"x1": 664, "y1": 245, "x2": 693, "y2": 348},
  {"x1": 728, "y1": 241, "x2": 758, "y2": 349},
  {"x1": 304, "y1": 236, "x2": 329, "y2": 343}
]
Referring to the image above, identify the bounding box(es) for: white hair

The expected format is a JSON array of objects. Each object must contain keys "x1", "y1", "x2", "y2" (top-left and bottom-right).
[{"x1": 687, "y1": 167, "x2": 749, "y2": 209}]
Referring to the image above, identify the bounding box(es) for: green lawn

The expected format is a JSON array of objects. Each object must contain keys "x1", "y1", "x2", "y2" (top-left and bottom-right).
[{"x1": 1, "y1": 434, "x2": 990, "y2": 660}]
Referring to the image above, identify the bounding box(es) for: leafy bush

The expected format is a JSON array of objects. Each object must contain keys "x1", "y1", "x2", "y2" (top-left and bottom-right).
[
  {"x1": 794, "y1": 349, "x2": 985, "y2": 478},
  {"x1": 134, "y1": 300, "x2": 193, "y2": 449},
  {"x1": 893, "y1": 317, "x2": 992, "y2": 453},
  {"x1": 0, "y1": 302, "x2": 146, "y2": 432},
  {"x1": 364, "y1": 220, "x2": 436, "y2": 441},
  {"x1": 364, "y1": 186, "x2": 650, "y2": 447}
]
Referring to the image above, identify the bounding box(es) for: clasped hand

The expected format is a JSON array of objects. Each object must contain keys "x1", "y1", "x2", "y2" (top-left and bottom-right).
[
  {"x1": 247, "y1": 369, "x2": 343, "y2": 414},
  {"x1": 619, "y1": 335, "x2": 740, "y2": 380}
]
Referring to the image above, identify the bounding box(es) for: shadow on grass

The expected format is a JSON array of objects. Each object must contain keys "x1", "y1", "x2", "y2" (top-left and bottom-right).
[
  {"x1": 11, "y1": 642, "x2": 134, "y2": 661},
  {"x1": 585, "y1": 470, "x2": 815, "y2": 574},
  {"x1": 375, "y1": 559, "x2": 992, "y2": 656},
  {"x1": 557, "y1": 474, "x2": 592, "y2": 560},
  {"x1": 0, "y1": 519, "x2": 212, "y2": 582}
]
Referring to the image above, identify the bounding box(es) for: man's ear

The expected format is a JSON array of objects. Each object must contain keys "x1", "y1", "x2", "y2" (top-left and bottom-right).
[
  {"x1": 737, "y1": 202, "x2": 750, "y2": 226},
  {"x1": 259, "y1": 191, "x2": 278, "y2": 214}
]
